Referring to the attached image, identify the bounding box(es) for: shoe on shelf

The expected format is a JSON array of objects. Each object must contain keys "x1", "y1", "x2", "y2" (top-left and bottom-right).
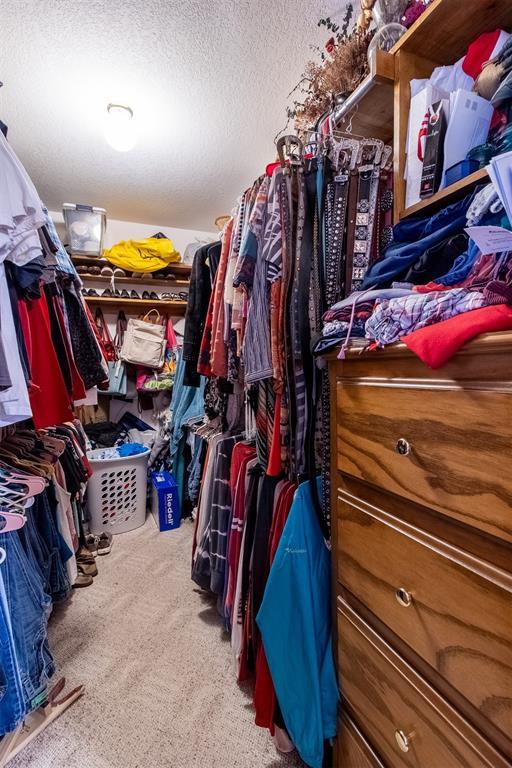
[
  {"x1": 102, "y1": 288, "x2": 113, "y2": 297},
  {"x1": 120, "y1": 289, "x2": 130, "y2": 298},
  {"x1": 97, "y1": 532, "x2": 113, "y2": 556},
  {"x1": 100, "y1": 266, "x2": 114, "y2": 277},
  {"x1": 142, "y1": 290, "x2": 151, "y2": 300},
  {"x1": 150, "y1": 291, "x2": 159, "y2": 300},
  {"x1": 130, "y1": 290, "x2": 140, "y2": 299},
  {"x1": 85, "y1": 534, "x2": 98, "y2": 557},
  {"x1": 113, "y1": 268, "x2": 126, "y2": 278}
]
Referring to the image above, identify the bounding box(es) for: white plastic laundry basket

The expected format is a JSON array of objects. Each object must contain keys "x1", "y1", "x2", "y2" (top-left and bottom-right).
[{"x1": 86, "y1": 447, "x2": 150, "y2": 535}]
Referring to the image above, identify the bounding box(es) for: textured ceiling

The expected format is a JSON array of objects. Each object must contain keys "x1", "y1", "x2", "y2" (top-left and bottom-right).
[{"x1": 1, "y1": 0, "x2": 342, "y2": 230}]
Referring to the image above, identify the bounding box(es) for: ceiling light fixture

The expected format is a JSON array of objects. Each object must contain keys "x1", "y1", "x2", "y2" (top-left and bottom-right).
[{"x1": 104, "y1": 103, "x2": 136, "y2": 152}]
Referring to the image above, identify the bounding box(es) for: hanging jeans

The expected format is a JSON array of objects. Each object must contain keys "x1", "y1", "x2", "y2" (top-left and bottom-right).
[
  {"x1": 34, "y1": 491, "x2": 72, "y2": 602},
  {"x1": 0, "y1": 569, "x2": 25, "y2": 735},
  {"x1": 0, "y1": 530, "x2": 54, "y2": 724}
]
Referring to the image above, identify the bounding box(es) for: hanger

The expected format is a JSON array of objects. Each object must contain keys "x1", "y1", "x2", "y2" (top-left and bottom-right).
[{"x1": 0, "y1": 508, "x2": 26, "y2": 533}]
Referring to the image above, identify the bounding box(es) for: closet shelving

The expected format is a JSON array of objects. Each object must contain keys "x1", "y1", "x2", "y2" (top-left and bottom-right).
[
  {"x1": 399, "y1": 167, "x2": 488, "y2": 219},
  {"x1": 331, "y1": 3, "x2": 512, "y2": 765},
  {"x1": 334, "y1": 49, "x2": 394, "y2": 142},
  {"x1": 71, "y1": 254, "x2": 192, "y2": 277},
  {"x1": 83, "y1": 296, "x2": 188, "y2": 312},
  {"x1": 391, "y1": 0, "x2": 512, "y2": 221},
  {"x1": 79, "y1": 274, "x2": 190, "y2": 287},
  {"x1": 73, "y1": 253, "x2": 191, "y2": 312}
]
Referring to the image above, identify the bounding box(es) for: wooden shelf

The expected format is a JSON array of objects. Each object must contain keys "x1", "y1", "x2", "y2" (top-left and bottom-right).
[
  {"x1": 71, "y1": 254, "x2": 192, "y2": 276},
  {"x1": 333, "y1": 49, "x2": 395, "y2": 142},
  {"x1": 391, "y1": 0, "x2": 512, "y2": 64},
  {"x1": 399, "y1": 167, "x2": 488, "y2": 219},
  {"x1": 83, "y1": 296, "x2": 187, "y2": 313},
  {"x1": 79, "y1": 274, "x2": 189, "y2": 287}
]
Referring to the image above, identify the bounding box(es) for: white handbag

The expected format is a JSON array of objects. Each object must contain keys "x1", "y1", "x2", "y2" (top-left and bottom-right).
[{"x1": 120, "y1": 310, "x2": 166, "y2": 369}]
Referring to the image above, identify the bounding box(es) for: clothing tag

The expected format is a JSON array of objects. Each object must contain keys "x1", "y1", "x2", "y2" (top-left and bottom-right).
[
  {"x1": 31, "y1": 689, "x2": 47, "y2": 709},
  {"x1": 464, "y1": 225, "x2": 512, "y2": 255}
]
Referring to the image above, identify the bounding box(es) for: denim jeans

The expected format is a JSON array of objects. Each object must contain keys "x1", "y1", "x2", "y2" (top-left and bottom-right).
[
  {"x1": 169, "y1": 355, "x2": 205, "y2": 461},
  {"x1": 0, "y1": 530, "x2": 54, "y2": 719},
  {"x1": 362, "y1": 192, "x2": 475, "y2": 289},
  {"x1": 34, "y1": 491, "x2": 71, "y2": 602},
  {"x1": 0, "y1": 569, "x2": 25, "y2": 735},
  {"x1": 186, "y1": 432, "x2": 204, "y2": 507}
]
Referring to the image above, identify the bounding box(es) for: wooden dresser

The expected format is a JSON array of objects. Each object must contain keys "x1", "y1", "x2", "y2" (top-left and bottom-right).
[{"x1": 329, "y1": 332, "x2": 512, "y2": 767}]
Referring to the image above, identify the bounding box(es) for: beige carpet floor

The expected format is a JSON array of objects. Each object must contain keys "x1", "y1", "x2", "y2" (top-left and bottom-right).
[{"x1": 10, "y1": 518, "x2": 303, "y2": 768}]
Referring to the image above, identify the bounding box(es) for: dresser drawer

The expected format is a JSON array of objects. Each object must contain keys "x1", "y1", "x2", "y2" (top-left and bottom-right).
[
  {"x1": 337, "y1": 598, "x2": 510, "y2": 768},
  {"x1": 336, "y1": 490, "x2": 512, "y2": 743},
  {"x1": 335, "y1": 378, "x2": 512, "y2": 543},
  {"x1": 337, "y1": 709, "x2": 384, "y2": 768}
]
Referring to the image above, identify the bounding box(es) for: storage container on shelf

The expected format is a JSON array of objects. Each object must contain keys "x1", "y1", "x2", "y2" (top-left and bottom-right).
[
  {"x1": 63, "y1": 203, "x2": 106, "y2": 256},
  {"x1": 86, "y1": 446, "x2": 150, "y2": 535}
]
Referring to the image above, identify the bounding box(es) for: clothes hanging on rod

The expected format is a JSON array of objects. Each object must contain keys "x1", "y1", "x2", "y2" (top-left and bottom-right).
[
  {"x1": 171, "y1": 124, "x2": 396, "y2": 767},
  {"x1": 0, "y1": 130, "x2": 109, "y2": 430},
  {"x1": 0, "y1": 422, "x2": 89, "y2": 738}
]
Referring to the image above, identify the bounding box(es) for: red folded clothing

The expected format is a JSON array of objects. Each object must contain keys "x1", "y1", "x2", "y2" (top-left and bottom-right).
[{"x1": 401, "y1": 304, "x2": 512, "y2": 369}]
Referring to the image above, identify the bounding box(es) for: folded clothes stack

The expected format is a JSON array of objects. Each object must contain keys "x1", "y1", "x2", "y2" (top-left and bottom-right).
[{"x1": 316, "y1": 184, "x2": 512, "y2": 366}]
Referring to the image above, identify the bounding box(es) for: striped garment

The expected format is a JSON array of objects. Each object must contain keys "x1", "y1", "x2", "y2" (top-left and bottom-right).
[
  {"x1": 191, "y1": 433, "x2": 243, "y2": 594},
  {"x1": 365, "y1": 288, "x2": 487, "y2": 345}
]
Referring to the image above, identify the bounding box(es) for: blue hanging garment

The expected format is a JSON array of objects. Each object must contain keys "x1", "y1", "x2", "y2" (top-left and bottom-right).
[{"x1": 256, "y1": 479, "x2": 339, "y2": 768}]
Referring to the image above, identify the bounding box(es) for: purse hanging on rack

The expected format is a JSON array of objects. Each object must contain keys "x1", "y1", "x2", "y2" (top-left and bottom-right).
[
  {"x1": 106, "y1": 311, "x2": 128, "y2": 397},
  {"x1": 135, "y1": 316, "x2": 177, "y2": 394},
  {"x1": 119, "y1": 309, "x2": 167, "y2": 369}
]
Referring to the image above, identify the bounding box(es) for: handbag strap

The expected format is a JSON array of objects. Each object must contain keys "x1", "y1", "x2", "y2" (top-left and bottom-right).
[
  {"x1": 114, "y1": 311, "x2": 128, "y2": 350},
  {"x1": 143, "y1": 308, "x2": 161, "y2": 324}
]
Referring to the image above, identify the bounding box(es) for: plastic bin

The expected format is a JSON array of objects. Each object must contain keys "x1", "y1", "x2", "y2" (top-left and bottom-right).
[
  {"x1": 63, "y1": 203, "x2": 106, "y2": 256},
  {"x1": 86, "y1": 446, "x2": 150, "y2": 535}
]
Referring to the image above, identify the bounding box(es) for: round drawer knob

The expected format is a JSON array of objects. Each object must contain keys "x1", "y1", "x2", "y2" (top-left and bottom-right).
[
  {"x1": 395, "y1": 729, "x2": 414, "y2": 752},
  {"x1": 395, "y1": 587, "x2": 412, "y2": 607},
  {"x1": 395, "y1": 438, "x2": 410, "y2": 456}
]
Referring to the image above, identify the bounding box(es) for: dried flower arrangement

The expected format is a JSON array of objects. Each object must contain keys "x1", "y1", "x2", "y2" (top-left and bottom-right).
[{"x1": 286, "y1": 5, "x2": 375, "y2": 134}]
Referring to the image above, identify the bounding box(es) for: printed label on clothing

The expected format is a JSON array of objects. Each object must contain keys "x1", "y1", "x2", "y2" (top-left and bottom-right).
[
  {"x1": 31, "y1": 689, "x2": 47, "y2": 709},
  {"x1": 465, "y1": 225, "x2": 512, "y2": 256}
]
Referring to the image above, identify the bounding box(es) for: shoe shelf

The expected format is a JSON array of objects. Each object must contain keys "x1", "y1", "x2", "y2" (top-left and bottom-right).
[
  {"x1": 83, "y1": 296, "x2": 188, "y2": 313},
  {"x1": 399, "y1": 167, "x2": 488, "y2": 220},
  {"x1": 79, "y1": 274, "x2": 190, "y2": 287},
  {"x1": 71, "y1": 254, "x2": 192, "y2": 277},
  {"x1": 334, "y1": 49, "x2": 395, "y2": 143}
]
